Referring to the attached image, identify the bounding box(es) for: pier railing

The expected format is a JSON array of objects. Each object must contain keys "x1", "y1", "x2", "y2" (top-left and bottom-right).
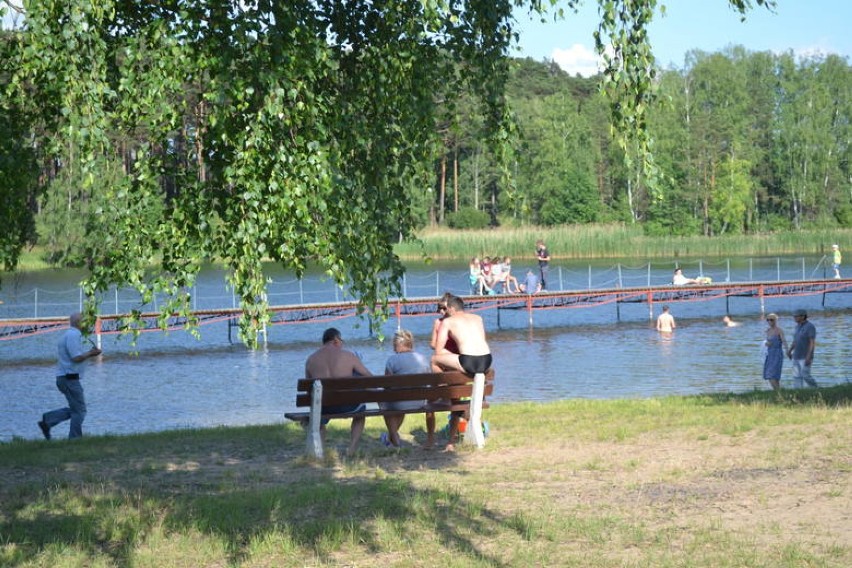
[{"x1": 0, "y1": 256, "x2": 841, "y2": 320}]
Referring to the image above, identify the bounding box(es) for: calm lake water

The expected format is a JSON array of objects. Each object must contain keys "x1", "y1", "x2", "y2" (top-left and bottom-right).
[{"x1": 1, "y1": 258, "x2": 850, "y2": 442}]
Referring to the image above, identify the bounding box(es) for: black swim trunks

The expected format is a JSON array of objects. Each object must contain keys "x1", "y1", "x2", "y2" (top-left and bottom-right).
[{"x1": 458, "y1": 353, "x2": 492, "y2": 375}]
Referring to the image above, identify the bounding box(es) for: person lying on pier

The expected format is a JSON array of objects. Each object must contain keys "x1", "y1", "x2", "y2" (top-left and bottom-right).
[{"x1": 672, "y1": 268, "x2": 711, "y2": 286}]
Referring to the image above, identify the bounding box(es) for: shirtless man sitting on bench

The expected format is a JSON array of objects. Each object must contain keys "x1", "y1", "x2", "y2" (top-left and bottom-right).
[{"x1": 431, "y1": 295, "x2": 492, "y2": 451}]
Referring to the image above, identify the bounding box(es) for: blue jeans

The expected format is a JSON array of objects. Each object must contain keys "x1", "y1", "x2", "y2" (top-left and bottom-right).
[
  {"x1": 43, "y1": 376, "x2": 87, "y2": 438},
  {"x1": 791, "y1": 359, "x2": 818, "y2": 389}
]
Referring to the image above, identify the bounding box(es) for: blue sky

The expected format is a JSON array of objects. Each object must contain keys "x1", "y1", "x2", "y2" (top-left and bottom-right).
[{"x1": 513, "y1": 0, "x2": 852, "y2": 76}]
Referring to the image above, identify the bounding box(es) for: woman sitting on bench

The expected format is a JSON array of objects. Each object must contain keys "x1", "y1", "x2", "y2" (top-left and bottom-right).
[{"x1": 381, "y1": 329, "x2": 434, "y2": 448}]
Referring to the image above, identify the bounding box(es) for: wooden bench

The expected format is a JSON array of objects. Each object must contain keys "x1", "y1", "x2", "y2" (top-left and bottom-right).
[{"x1": 284, "y1": 369, "x2": 495, "y2": 458}]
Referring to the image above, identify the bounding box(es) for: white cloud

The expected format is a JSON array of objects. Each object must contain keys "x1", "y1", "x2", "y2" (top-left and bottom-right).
[{"x1": 550, "y1": 43, "x2": 603, "y2": 77}]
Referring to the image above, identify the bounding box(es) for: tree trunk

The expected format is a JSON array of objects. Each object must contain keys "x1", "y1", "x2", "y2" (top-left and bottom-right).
[{"x1": 438, "y1": 155, "x2": 446, "y2": 223}]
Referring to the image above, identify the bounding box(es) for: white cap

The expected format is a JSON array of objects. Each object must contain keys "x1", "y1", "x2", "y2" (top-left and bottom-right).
[{"x1": 832, "y1": 244, "x2": 839, "y2": 248}]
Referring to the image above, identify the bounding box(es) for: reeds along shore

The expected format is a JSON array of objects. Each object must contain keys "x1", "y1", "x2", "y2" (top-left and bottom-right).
[
  {"x1": 395, "y1": 225, "x2": 852, "y2": 261},
  {"x1": 11, "y1": 226, "x2": 850, "y2": 271}
]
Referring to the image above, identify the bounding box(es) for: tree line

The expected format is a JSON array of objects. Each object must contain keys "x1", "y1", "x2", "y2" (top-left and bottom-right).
[{"x1": 436, "y1": 49, "x2": 851, "y2": 235}]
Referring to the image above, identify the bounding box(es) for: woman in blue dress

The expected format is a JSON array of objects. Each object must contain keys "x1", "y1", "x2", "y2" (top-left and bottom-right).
[{"x1": 763, "y1": 313, "x2": 789, "y2": 391}]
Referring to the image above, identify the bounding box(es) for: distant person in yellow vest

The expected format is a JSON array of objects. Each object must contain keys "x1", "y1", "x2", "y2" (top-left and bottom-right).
[{"x1": 831, "y1": 244, "x2": 842, "y2": 279}]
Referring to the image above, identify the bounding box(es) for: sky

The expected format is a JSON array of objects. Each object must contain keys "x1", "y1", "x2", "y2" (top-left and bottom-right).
[{"x1": 513, "y1": 0, "x2": 852, "y2": 76}]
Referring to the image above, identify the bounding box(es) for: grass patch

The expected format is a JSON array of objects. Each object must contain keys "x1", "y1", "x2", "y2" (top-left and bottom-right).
[{"x1": 1, "y1": 385, "x2": 850, "y2": 567}]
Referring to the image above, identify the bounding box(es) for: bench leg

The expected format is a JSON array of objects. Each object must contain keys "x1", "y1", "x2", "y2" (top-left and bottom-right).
[
  {"x1": 307, "y1": 380, "x2": 323, "y2": 459},
  {"x1": 464, "y1": 372, "x2": 486, "y2": 448}
]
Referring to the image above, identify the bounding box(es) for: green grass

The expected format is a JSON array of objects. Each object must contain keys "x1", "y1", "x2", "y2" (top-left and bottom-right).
[
  {"x1": 1, "y1": 385, "x2": 850, "y2": 567},
  {"x1": 397, "y1": 224, "x2": 852, "y2": 261}
]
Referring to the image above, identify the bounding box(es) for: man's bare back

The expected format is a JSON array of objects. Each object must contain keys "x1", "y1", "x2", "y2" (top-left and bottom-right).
[
  {"x1": 439, "y1": 312, "x2": 490, "y2": 356},
  {"x1": 305, "y1": 344, "x2": 371, "y2": 378}
]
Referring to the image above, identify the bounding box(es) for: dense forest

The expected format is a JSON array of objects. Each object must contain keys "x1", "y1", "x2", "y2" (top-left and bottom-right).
[
  {"x1": 436, "y1": 50, "x2": 851, "y2": 235},
  {"x1": 8, "y1": 46, "x2": 850, "y2": 270}
]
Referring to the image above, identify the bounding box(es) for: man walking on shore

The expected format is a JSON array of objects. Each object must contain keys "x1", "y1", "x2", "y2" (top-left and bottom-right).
[
  {"x1": 39, "y1": 312, "x2": 102, "y2": 440},
  {"x1": 787, "y1": 309, "x2": 818, "y2": 388}
]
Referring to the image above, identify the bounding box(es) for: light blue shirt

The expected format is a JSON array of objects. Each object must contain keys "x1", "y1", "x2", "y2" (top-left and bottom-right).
[
  {"x1": 56, "y1": 327, "x2": 86, "y2": 376},
  {"x1": 385, "y1": 351, "x2": 430, "y2": 375}
]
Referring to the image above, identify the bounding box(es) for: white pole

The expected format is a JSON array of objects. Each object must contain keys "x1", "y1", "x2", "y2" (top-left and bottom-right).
[
  {"x1": 464, "y1": 373, "x2": 486, "y2": 449},
  {"x1": 307, "y1": 380, "x2": 324, "y2": 459}
]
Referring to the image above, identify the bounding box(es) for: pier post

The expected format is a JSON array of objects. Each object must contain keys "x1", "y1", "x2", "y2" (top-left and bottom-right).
[
  {"x1": 95, "y1": 317, "x2": 102, "y2": 349},
  {"x1": 527, "y1": 295, "x2": 533, "y2": 327},
  {"x1": 648, "y1": 291, "x2": 654, "y2": 321},
  {"x1": 758, "y1": 285, "x2": 765, "y2": 315}
]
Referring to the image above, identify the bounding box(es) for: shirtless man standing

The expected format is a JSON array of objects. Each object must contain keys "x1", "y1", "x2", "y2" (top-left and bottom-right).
[
  {"x1": 305, "y1": 328, "x2": 373, "y2": 456},
  {"x1": 656, "y1": 305, "x2": 676, "y2": 334},
  {"x1": 431, "y1": 296, "x2": 492, "y2": 450}
]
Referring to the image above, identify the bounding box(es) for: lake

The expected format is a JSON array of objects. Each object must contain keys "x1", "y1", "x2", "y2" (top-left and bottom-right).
[{"x1": 1, "y1": 258, "x2": 850, "y2": 442}]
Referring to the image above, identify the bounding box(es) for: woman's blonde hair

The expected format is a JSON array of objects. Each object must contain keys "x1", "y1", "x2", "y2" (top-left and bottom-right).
[{"x1": 393, "y1": 329, "x2": 414, "y2": 349}]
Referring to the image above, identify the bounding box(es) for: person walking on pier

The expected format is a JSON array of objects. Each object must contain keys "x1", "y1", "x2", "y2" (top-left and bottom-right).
[
  {"x1": 762, "y1": 313, "x2": 788, "y2": 392},
  {"x1": 38, "y1": 312, "x2": 102, "y2": 440},
  {"x1": 656, "y1": 305, "x2": 676, "y2": 334},
  {"x1": 831, "y1": 244, "x2": 842, "y2": 279},
  {"x1": 305, "y1": 328, "x2": 373, "y2": 456},
  {"x1": 787, "y1": 309, "x2": 818, "y2": 389}
]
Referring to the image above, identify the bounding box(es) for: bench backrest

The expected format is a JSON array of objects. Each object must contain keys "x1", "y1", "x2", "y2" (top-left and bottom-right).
[{"x1": 295, "y1": 369, "x2": 495, "y2": 408}]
